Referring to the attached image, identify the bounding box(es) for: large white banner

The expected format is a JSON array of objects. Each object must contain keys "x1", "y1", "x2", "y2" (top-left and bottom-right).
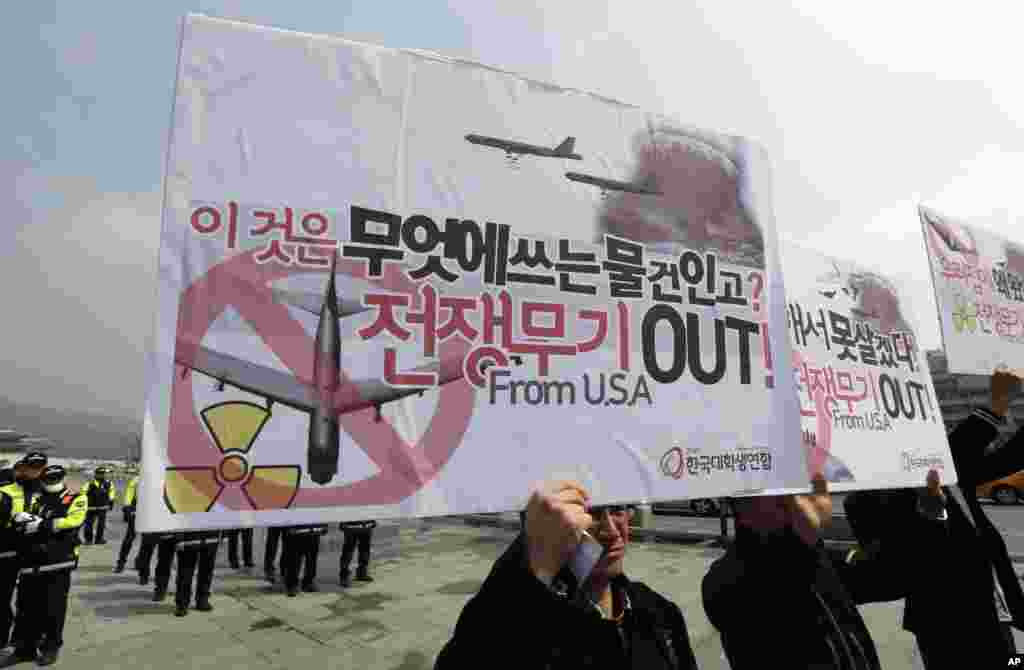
[
  {"x1": 920, "y1": 205, "x2": 1024, "y2": 375},
  {"x1": 139, "y1": 14, "x2": 806, "y2": 532},
  {"x1": 780, "y1": 243, "x2": 956, "y2": 491}
]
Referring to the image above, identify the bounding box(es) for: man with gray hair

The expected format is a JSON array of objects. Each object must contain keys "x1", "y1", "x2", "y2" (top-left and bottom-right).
[{"x1": 436, "y1": 481, "x2": 699, "y2": 669}]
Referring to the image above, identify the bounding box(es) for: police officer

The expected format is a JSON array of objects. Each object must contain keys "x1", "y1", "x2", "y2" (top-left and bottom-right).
[
  {"x1": 227, "y1": 527, "x2": 254, "y2": 570},
  {"x1": 81, "y1": 466, "x2": 117, "y2": 544},
  {"x1": 149, "y1": 532, "x2": 179, "y2": 601},
  {"x1": 338, "y1": 520, "x2": 376, "y2": 587},
  {"x1": 0, "y1": 454, "x2": 46, "y2": 655},
  {"x1": 114, "y1": 474, "x2": 139, "y2": 573},
  {"x1": 3, "y1": 465, "x2": 86, "y2": 666},
  {"x1": 134, "y1": 532, "x2": 159, "y2": 585},
  {"x1": 280, "y1": 524, "x2": 327, "y2": 597},
  {"x1": 173, "y1": 529, "x2": 221, "y2": 617},
  {"x1": 264, "y1": 526, "x2": 284, "y2": 583}
]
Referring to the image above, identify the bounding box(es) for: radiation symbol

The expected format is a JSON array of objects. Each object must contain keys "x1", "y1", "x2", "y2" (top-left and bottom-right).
[{"x1": 164, "y1": 401, "x2": 302, "y2": 513}]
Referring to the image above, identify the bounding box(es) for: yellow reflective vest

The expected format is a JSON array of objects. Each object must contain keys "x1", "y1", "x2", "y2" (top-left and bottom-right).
[
  {"x1": 83, "y1": 479, "x2": 117, "y2": 511},
  {"x1": 122, "y1": 476, "x2": 138, "y2": 507},
  {"x1": 20, "y1": 488, "x2": 87, "y2": 574},
  {"x1": 0, "y1": 481, "x2": 29, "y2": 559}
]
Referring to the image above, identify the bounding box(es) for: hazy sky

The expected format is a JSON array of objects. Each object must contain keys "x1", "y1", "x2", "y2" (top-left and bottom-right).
[{"x1": 3, "y1": 1, "x2": 1022, "y2": 421}]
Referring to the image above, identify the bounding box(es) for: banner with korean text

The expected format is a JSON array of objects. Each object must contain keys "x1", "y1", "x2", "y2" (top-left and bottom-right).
[
  {"x1": 920, "y1": 205, "x2": 1024, "y2": 375},
  {"x1": 779, "y1": 243, "x2": 955, "y2": 490},
  {"x1": 138, "y1": 14, "x2": 807, "y2": 531}
]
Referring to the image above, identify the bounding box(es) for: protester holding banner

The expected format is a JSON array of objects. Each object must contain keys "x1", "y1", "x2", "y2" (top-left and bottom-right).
[
  {"x1": 703, "y1": 476, "x2": 882, "y2": 670},
  {"x1": 842, "y1": 369, "x2": 1024, "y2": 668},
  {"x1": 835, "y1": 471, "x2": 950, "y2": 606},
  {"x1": 435, "y1": 481, "x2": 699, "y2": 670}
]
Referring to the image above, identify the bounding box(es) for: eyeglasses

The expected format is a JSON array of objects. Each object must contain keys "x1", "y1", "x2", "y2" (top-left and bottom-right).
[{"x1": 590, "y1": 505, "x2": 631, "y2": 516}]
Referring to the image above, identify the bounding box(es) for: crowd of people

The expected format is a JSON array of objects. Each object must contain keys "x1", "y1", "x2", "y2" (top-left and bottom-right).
[
  {"x1": 116, "y1": 492, "x2": 379, "y2": 611},
  {"x1": 437, "y1": 368, "x2": 1024, "y2": 669},
  {"x1": 0, "y1": 455, "x2": 87, "y2": 666},
  {"x1": 0, "y1": 368, "x2": 1020, "y2": 667},
  {"x1": 0, "y1": 459, "x2": 380, "y2": 665}
]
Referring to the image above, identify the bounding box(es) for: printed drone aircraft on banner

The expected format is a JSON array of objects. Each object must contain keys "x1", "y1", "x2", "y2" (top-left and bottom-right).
[
  {"x1": 174, "y1": 253, "x2": 483, "y2": 486},
  {"x1": 464, "y1": 133, "x2": 583, "y2": 162}
]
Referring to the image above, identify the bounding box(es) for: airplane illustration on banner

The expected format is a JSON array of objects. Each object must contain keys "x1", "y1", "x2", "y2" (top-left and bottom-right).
[
  {"x1": 465, "y1": 134, "x2": 582, "y2": 161},
  {"x1": 174, "y1": 254, "x2": 499, "y2": 486},
  {"x1": 565, "y1": 171, "x2": 662, "y2": 197}
]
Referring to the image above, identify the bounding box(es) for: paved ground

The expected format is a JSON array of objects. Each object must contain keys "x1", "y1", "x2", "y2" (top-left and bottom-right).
[{"x1": 40, "y1": 513, "x2": 949, "y2": 669}]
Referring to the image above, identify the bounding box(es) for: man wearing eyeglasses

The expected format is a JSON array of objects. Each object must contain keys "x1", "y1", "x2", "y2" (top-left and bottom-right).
[{"x1": 435, "y1": 481, "x2": 699, "y2": 669}]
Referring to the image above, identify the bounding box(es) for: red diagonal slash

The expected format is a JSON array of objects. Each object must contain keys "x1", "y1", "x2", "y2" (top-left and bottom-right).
[{"x1": 170, "y1": 250, "x2": 476, "y2": 508}]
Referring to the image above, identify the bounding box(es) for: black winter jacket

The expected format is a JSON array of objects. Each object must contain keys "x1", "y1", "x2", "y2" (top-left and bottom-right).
[
  {"x1": 840, "y1": 408, "x2": 1024, "y2": 642},
  {"x1": 435, "y1": 533, "x2": 698, "y2": 670},
  {"x1": 703, "y1": 525, "x2": 881, "y2": 670}
]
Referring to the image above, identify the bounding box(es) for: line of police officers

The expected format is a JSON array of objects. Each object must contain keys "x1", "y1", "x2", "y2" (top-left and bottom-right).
[
  {"x1": 0, "y1": 453, "x2": 87, "y2": 667},
  {"x1": 115, "y1": 473, "x2": 378, "y2": 607},
  {"x1": 0, "y1": 459, "x2": 380, "y2": 664}
]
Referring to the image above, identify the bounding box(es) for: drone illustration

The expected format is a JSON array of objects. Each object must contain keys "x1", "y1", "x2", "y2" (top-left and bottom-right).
[{"x1": 465, "y1": 133, "x2": 582, "y2": 166}]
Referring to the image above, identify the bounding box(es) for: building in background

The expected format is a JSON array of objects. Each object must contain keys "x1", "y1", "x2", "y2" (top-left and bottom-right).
[{"x1": 928, "y1": 349, "x2": 1024, "y2": 443}]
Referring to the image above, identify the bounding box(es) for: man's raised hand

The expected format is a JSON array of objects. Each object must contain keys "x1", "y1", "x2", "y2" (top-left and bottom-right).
[{"x1": 524, "y1": 480, "x2": 593, "y2": 583}]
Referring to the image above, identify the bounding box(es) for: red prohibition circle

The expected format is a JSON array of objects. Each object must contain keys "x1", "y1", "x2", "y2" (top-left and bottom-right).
[{"x1": 169, "y1": 250, "x2": 476, "y2": 509}]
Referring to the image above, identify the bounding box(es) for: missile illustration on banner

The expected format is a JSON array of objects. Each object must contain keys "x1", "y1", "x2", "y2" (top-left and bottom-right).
[
  {"x1": 175, "y1": 253, "x2": 479, "y2": 486},
  {"x1": 565, "y1": 171, "x2": 662, "y2": 198}
]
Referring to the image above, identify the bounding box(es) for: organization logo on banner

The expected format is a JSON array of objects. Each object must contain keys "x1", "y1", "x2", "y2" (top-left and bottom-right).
[
  {"x1": 659, "y1": 445, "x2": 773, "y2": 479},
  {"x1": 900, "y1": 449, "x2": 946, "y2": 473}
]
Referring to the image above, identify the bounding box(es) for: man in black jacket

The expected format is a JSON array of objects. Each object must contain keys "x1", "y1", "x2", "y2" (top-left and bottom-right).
[
  {"x1": 703, "y1": 476, "x2": 882, "y2": 670},
  {"x1": 435, "y1": 480, "x2": 699, "y2": 669},
  {"x1": 840, "y1": 368, "x2": 1024, "y2": 669}
]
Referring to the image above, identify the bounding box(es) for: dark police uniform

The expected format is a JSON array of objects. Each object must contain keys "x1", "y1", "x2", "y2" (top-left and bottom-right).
[
  {"x1": 114, "y1": 475, "x2": 138, "y2": 572},
  {"x1": 133, "y1": 529, "x2": 179, "y2": 597},
  {"x1": 227, "y1": 528, "x2": 254, "y2": 569},
  {"x1": 174, "y1": 530, "x2": 221, "y2": 616},
  {"x1": 153, "y1": 533, "x2": 180, "y2": 600},
  {"x1": 264, "y1": 526, "x2": 284, "y2": 582},
  {"x1": 281, "y1": 524, "x2": 327, "y2": 595},
  {"x1": 0, "y1": 481, "x2": 30, "y2": 649},
  {"x1": 339, "y1": 520, "x2": 377, "y2": 586},
  {"x1": 11, "y1": 478, "x2": 86, "y2": 666},
  {"x1": 81, "y1": 474, "x2": 116, "y2": 544}
]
